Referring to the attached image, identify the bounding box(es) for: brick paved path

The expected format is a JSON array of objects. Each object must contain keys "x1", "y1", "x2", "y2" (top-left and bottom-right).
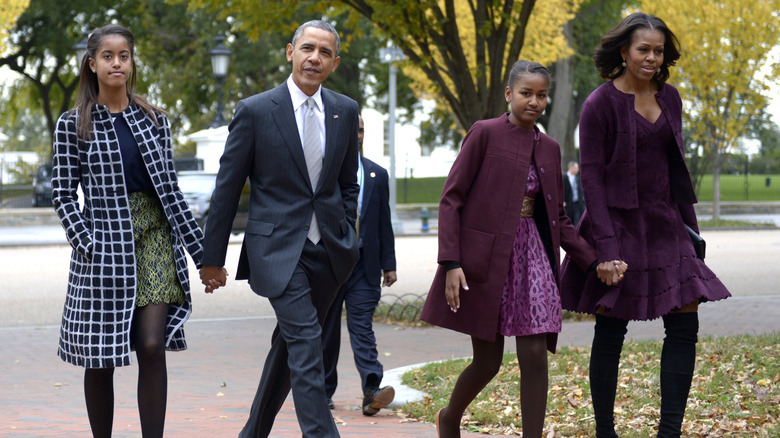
[{"x1": 4, "y1": 294, "x2": 780, "y2": 437}]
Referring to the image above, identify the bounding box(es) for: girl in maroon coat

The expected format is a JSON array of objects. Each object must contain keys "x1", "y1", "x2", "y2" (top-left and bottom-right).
[
  {"x1": 559, "y1": 13, "x2": 731, "y2": 438},
  {"x1": 421, "y1": 61, "x2": 625, "y2": 438}
]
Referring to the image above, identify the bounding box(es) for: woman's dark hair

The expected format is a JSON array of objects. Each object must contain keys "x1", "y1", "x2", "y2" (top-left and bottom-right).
[
  {"x1": 593, "y1": 12, "x2": 680, "y2": 87},
  {"x1": 73, "y1": 24, "x2": 163, "y2": 140},
  {"x1": 506, "y1": 60, "x2": 551, "y2": 88}
]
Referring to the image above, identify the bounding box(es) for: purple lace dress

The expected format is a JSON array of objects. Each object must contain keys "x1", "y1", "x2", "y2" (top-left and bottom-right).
[
  {"x1": 498, "y1": 163, "x2": 561, "y2": 337},
  {"x1": 561, "y1": 111, "x2": 730, "y2": 320}
]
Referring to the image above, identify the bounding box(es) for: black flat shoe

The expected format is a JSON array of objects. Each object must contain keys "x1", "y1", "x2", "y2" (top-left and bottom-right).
[{"x1": 362, "y1": 386, "x2": 395, "y2": 416}]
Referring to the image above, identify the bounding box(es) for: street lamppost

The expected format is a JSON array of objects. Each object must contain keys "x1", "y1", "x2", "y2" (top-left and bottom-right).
[
  {"x1": 379, "y1": 44, "x2": 405, "y2": 234},
  {"x1": 208, "y1": 35, "x2": 231, "y2": 128},
  {"x1": 73, "y1": 30, "x2": 90, "y2": 67}
]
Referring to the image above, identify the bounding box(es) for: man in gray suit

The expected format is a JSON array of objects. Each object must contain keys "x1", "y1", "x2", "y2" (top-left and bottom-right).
[{"x1": 199, "y1": 20, "x2": 360, "y2": 438}]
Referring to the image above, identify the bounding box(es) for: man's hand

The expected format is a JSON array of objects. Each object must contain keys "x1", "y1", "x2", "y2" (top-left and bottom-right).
[
  {"x1": 200, "y1": 265, "x2": 228, "y2": 293},
  {"x1": 382, "y1": 271, "x2": 397, "y2": 287}
]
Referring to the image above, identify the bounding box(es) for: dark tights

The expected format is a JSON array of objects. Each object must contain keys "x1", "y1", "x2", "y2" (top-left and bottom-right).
[
  {"x1": 589, "y1": 314, "x2": 628, "y2": 438},
  {"x1": 84, "y1": 302, "x2": 170, "y2": 438},
  {"x1": 84, "y1": 368, "x2": 114, "y2": 438},
  {"x1": 589, "y1": 312, "x2": 699, "y2": 438},
  {"x1": 437, "y1": 333, "x2": 548, "y2": 438}
]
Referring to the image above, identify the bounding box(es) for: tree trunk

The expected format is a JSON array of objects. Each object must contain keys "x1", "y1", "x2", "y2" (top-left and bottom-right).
[
  {"x1": 547, "y1": 21, "x2": 577, "y2": 170},
  {"x1": 711, "y1": 149, "x2": 721, "y2": 221}
]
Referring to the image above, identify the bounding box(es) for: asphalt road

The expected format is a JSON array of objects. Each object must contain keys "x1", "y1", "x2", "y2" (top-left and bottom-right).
[{"x1": 2, "y1": 229, "x2": 779, "y2": 328}]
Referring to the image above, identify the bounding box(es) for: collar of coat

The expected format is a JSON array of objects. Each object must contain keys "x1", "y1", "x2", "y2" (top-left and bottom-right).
[{"x1": 85, "y1": 100, "x2": 160, "y2": 127}]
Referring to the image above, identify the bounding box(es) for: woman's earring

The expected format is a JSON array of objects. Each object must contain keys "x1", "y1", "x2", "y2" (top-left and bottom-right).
[{"x1": 621, "y1": 60, "x2": 627, "y2": 67}]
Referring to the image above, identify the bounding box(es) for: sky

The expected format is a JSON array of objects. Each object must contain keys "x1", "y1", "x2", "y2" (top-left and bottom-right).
[{"x1": 760, "y1": 46, "x2": 780, "y2": 127}]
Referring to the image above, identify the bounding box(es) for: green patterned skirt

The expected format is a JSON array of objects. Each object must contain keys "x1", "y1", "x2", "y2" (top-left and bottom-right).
[{"x1": 129, "y1": 191, "x2": 184, "y2": 307}]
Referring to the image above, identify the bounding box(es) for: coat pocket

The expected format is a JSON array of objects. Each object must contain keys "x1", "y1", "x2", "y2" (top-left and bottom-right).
[
  {"x1": 460, "y1": 228, "x2": 495, "y2": 283},
  {"x1": 340, "y1": 218, "x2": 348, "y2": 236},
  {"x1": 245, "y1": 220, "x2": 274, "y2": 236}
]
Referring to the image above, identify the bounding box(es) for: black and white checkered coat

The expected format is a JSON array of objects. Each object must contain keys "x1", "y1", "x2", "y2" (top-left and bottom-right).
[{"x1": 52, "y1": 101, "x2": 204, "y2": 368}]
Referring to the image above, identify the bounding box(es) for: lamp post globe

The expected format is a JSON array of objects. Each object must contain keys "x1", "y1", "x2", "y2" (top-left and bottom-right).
[
  {"x1": 73, "y1": 30, "x2": 90, "y2": 67},
  {"x1": 208, "y1": 35, "x2": 231, "y2": 128}
]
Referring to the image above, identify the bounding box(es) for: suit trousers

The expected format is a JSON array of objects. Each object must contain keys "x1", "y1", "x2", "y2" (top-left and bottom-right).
[
  {"x1": 239, "y1": 240, "x2": 341, "y2": 438},
  {"x1": 566, "y1": 200, "x2": 585, "y2": 226},
  {"x1": 322, "y1": 254, "x2": 384, "y2": 398}
]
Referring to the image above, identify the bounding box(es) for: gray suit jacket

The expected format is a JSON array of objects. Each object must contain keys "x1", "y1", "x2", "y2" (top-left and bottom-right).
[{"x1": 201, "y1": 83, "x2": 360, "y2": 297}]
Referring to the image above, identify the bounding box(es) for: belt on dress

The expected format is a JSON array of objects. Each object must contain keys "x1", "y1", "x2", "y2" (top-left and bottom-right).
[{"x1": 520, "y1": 196, "x2": 535, "y2": 218}]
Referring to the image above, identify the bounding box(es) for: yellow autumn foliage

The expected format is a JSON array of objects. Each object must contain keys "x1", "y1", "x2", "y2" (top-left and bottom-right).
[
  {"x1": 403, "y1": 0, "x2": 581, "y2": 101},
  {"x1": 638, "y1": 0, "x2": 780, "y2": 155},
  {"x1": 0, "y1": 0, "x2": 30, "y2": 54}
]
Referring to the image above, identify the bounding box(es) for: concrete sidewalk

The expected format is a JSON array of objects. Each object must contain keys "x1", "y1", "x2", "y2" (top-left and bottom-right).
[{"x1": 2, "y1": 294, "x2": 779, "y2": 437}]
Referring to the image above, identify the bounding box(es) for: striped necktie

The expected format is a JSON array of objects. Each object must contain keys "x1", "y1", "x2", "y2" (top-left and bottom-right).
[{"x1": 303, "y1": 97, "x2": 322, "y2": 244}]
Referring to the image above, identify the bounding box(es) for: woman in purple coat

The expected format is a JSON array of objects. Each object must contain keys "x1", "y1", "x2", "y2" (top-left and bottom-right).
[
  {"x1": 421, "y1": 61, "x2": 622, "y2": 438},
  {"x1": 559, "y1": 12, "x2": 731, "y2": 438}
]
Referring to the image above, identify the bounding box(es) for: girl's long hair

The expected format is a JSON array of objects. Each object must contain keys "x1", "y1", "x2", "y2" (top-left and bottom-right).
[{"x1": 73, "y1": 24, "x2": 164, "y2": 140}]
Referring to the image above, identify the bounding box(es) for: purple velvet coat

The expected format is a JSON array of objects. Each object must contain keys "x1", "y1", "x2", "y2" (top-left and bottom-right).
[
  {"x1": 420, "y1": 114, "x2": 597, "y2": 348},
  {"x1": 560, "y1": 81, "x2": 730, "y2": 319},
  {"x1": 579, "y1": 81, "x2": 697, "y2": 260}
]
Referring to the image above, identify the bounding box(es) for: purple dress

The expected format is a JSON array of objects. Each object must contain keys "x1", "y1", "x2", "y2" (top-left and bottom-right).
[
  {"x1": 562, "y1": 111, "x2": 730, "y2": 320},
  {"x1": 498, "y1": 164, "x2": 561, "y2": 336}
]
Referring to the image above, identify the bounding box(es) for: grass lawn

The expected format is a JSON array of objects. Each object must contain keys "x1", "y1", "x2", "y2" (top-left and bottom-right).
[
  {"x1": 394, "y1": 174, "x2": 780, "y2": 204},
  {"x1": 695, "y1": 174, "x2": 780, "y2": 202},
  {"x1": 400, "y1": 333, "x2": 779, "y2": 437},
  {"x1": 396, "y1": 177, "x2": 446, "y2": 204},
  {"x1": 698, "y1": 218, "x2": 776, "y2": 228}
]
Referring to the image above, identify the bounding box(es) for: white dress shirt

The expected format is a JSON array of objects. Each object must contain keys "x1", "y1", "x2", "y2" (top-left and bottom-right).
[
  {"x1": 287, "y1": 75, "x2": 325, "y2": 155},
  {"x1": 357, "y1": 154, "x2": 364, "y2": 215},
  {"x1": 568, "y1": 172, "x2": 579, "y2": 202}
]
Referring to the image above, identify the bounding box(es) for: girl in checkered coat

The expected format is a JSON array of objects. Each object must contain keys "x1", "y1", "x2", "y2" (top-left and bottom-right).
[{"x1": 52, "y1": 24, "x2": 206, "y2": 437}]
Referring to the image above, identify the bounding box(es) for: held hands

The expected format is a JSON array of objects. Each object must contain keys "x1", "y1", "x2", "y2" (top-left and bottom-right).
[
  {"x1": 596, "y1": 260, "x2": 628, "y2": 286},
  {"x1": 445, "y1": 267, "x2": 469, "y2": 313},
  {"x1": 200, "y1": 265, "x2": 228, "y2": 293}
]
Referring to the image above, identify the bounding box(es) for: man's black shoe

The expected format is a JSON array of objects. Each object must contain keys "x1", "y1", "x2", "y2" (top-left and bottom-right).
[
  {"x1": 327, "y1": 398, "x2": 334, "y2": 410},
  {"x1": 362, "y1": 386, "x2": 395, "y2": 416}
]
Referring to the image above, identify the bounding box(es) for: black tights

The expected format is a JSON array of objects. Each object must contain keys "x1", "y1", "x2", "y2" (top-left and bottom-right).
[
  {"x1": 589, "y1": 314, "x2": 628, "y2": 438},
  {"x1": 84, "y1": 303, "x2": 170, "y2": 438},
  {"x1": 589, "y1": 312, "x2": 699, "y2": 438},
  {"x1": 438, "y1": 333, "x2": 548, "y2": 438}
]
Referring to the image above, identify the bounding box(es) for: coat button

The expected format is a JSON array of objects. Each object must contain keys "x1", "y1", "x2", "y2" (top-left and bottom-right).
[
  {"x1": 304, "y1": 225, "x2": 310, "y2": 230},
  {"x1": 552, "y1": 220, "x2": 557, "y2": 227},
  {"x1": 540, "y1": 167, "x2": 545, "y2": 173},
  {"x1": 547, "y1": 194, "x2": 552, "y2": 200}
]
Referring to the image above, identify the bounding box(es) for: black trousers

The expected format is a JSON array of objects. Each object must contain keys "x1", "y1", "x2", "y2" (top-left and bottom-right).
[{"x1": 239, "y1": 240, "x2": 342, "y2": 438}]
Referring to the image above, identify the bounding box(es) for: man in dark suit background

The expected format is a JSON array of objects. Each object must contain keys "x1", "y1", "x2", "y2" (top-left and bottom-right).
[
  {"x1": 199, "y1": 20, "x2": 360, "y2": 438},
  {"x1": 563, "y1": 161, "x2": 585, "y2": 226},
  {"x1": 321, "y1": 115, "x2": 397, "y2": 415}
]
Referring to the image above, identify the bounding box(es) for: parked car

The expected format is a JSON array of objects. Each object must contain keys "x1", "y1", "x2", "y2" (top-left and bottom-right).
[
  {"x1": 32, "y1": 163, "x2": 53, "y2": 207},
  {"x1": 177, "y1": 171, "x2": 249, "y2": 233}
]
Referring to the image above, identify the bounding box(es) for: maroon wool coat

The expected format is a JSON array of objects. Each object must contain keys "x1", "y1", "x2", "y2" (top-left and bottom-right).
[{"x1": 420, "y1": 114, "x2": 597, "y2": 350}]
